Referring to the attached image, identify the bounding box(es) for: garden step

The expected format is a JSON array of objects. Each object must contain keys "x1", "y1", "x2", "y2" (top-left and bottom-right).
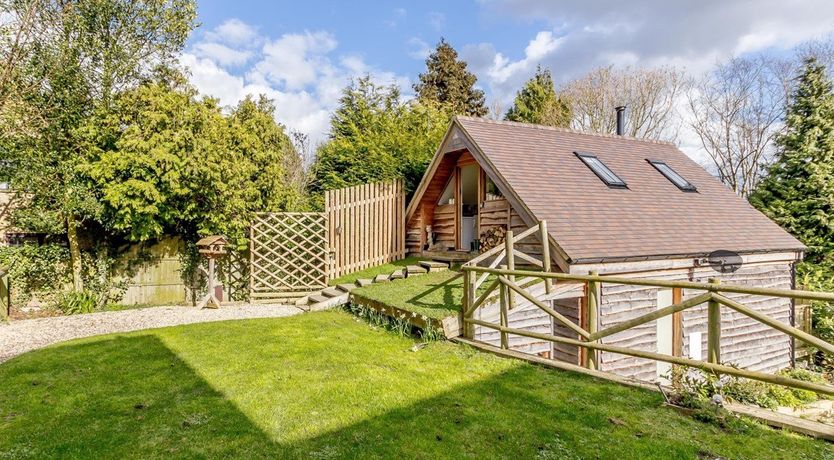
[
  {"x1": 419, "y1": 261, "x2": 449, "y2": 272},
  {"x1": 406, "y1": 265, "x2": 428, "y2": 275},
  {"x1": 294, "y1": 296, "x2": 311, "y2": 306},
  {"x1": 321, "y1": 287, "x2": 343, "y2": 297},
  {"x1": 308, "y1": 294, "x2": 330, "y2": 304},
  {"x1": 388, "y1": 269, "x2": 406, "y2": 280},
  {"x1": 308, "y1": 292, "x2": 349, "y2": 312},
  {"x1": 336, "y1": 283, "x2": 357, "y2": 293},
  {"x1": 374, "y1": 274, "x2": 391, "y2": 283},
  {"x1": 355, "y1": 278, "x2": 373, "y2": 287}
]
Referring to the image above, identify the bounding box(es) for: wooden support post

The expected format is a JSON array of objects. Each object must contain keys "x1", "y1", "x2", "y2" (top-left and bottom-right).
[
  {"x1": 463, "y1": 269, "x2": 473, "y2": 339},
  {"x1": 539, "y1": 220, "x2": 552, "y2": 294},
  {"x1": 708, "y1": 278, "x2": 721, "y2": 364},
  {"x1": 505, "y1": 230, "x2": 515, "y2": 309},
  {"x1": 248, "y1": 222, "x2": 254, "y2": 303},
  {"x1": 0, "y1": 269, "x2": 8, "y2": 320},
  {"x1": 499, "y1": 264, "x2": 509, "y2": 349},
  {"x1": 585, "y1": 270, "x2": 599, "y2": 370}
]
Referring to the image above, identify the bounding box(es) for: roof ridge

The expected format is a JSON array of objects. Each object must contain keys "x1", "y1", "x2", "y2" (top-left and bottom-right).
[{"x1": 454, "y1": 115, "x2": 677, "y2": 146}]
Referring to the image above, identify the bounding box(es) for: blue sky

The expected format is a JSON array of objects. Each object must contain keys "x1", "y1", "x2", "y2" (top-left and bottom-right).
[{"x1": 181, "y1": 1, "x2": 834, "y2": 157}]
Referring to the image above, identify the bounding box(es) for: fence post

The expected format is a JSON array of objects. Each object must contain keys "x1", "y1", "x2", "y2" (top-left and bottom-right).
[
  {"x1": 539, "y1": 220, "x2": 552, "y2": 294},
  {"x1": 708, "y1": 278, "x2": 721, "y2": 364},
  {"x1": 0, "y1": 269, "x2": 8, "y2": 320},
  {"x1": 248, "y1": 221, "x2": 254, "y2": 303},
  {"x1": 463, "y1": 269, "x2": 474, "y2": 339},
  {"x1": 585, "y1": 270, "x2": 599, "y2": 370},
  {"x1": 505, "y1": 230, "x2": 515, "y2": 309},
  {"x1": 499, "y1": 264, "x2": 509, "y2": 349}
]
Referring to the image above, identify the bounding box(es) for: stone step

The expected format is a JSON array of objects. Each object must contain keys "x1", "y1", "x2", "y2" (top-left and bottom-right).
[
  {"x1": 388, "y1": 269, "x2": 406, "y2": 280},
  {"x1": 309, "y1": 292, "x2": 349, "y2": 312},
  {"x1": 355, "y1": 278, "x2": 373, "y2": 287},
  {"x1": 321, "y1": 287, "x2": 343, "y2": 298},
  {"x1": 336, "y1": 283, "x2": 357, "y2": 293},
  {"x1": 374, "y1": 274, "x2": 391, "y2": 283},
  {"x1": 419, "y1": 260, "x2": 449, "y2": 272},
  {"x1": 294, "y1": 296, "x2": 310, "y2": 306},
  {"x1": 406, "y1": 265, "x2": 428, "y2": 275},
  {"x1": 308, "y1": 294, "x2": 329, "y2": 304}
]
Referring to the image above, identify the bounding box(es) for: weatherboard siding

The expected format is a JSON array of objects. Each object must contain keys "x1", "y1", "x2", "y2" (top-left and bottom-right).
[{"x1": 596, "y1": 261, "x2": 794, "y2": 381}]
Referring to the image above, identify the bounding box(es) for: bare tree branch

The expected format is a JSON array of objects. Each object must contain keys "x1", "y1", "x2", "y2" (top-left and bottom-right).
[
  {"x1": 687, "y1": 54, "x2": 788, "y2": 197},
  {"x1": 560, "y1": 65, "x2": 687, "y2": 141}
]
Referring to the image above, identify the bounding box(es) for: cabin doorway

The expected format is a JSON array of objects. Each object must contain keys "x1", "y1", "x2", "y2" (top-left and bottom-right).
[{"x1": 459, "y1": 164, "x2": 479, "y2": 251}]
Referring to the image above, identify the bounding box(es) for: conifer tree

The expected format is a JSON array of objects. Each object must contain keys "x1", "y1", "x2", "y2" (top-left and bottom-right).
[
  {"x1": 505, "y1": 66, "x2": 571, "y2": 126},
  {"x1": 414, "y1": 39, "x2": 487, "y2": 117},
  {"x1": 751, "y1": 57, "x2": 834, "y2": 266},
  {"x1": 751, "y1": 57, "x2": 834, "y2": 341}
]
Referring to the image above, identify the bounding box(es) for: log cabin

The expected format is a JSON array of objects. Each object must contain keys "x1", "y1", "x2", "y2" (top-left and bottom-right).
[{"x1": 405, "y1": 116, "x2": 806, "y2": 382}]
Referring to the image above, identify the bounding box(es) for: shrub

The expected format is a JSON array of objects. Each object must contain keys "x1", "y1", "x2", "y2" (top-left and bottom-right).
[
  {"x1": 57, "y1": 291, "x2": 99, "y2": 315},
  {"x1": 671, "y1": 365, "x2": 825, "y2": 410},
  {"x1": 0, "y1": 244, "x2": 71, "y2": 307}
]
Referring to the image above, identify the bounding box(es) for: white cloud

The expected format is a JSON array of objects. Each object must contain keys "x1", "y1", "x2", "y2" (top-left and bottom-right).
[
  {"x1": 192, "y1": 42, "x2": 253, "y2": 67},
  {"x1": 181, "y1": 21, "x2": 410, "y2": 147},
  {"x1": 408, "y1": 37, "x2": 431, "y2": 60},
  {"x1": 207, "y1": 18, "x2": 259, "y2": 46},
  {"x1": 248, "y1": 31, "x2": 338, "y2": 90}
]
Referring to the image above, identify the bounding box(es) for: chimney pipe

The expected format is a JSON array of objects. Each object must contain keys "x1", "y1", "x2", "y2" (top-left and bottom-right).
[{"x1": 615, "y1": 105, "x2": 626, "y2": 136}]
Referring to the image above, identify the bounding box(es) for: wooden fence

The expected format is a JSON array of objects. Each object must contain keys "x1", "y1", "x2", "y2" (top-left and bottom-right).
[
  {"x1": 461, "y1": 220, "x2": 834, "y2": 396},
  {"x1": 325, "y1": 179, "x2": 405, "y2": 279}
]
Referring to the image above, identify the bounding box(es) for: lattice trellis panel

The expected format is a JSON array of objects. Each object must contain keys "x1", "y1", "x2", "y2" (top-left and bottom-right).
[{"x1": 249, "y1": 212, "x2": 328, "y2": 300}]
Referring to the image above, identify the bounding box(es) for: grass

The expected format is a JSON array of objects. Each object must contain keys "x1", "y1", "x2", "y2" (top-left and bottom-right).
[
  {"x1": 0, "y1": 310, "x2": 831, "y2": 459},
  {"x1": 351, "y1": 270, "x2": 466, "y2": 319},
  {"x1": 328, "y1": 256, "x2": 422, "y2": 286}
]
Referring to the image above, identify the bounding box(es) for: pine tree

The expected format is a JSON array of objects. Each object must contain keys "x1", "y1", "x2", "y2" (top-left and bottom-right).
[
  {"x1": 751, "y1": 57, "x2": 834, "y2": 266},
  {"x1": 505, "y1": 66, "x2": 571, "y2": 126},
  {"x1": 414, "y1": 39, "x2": 487, "y2": 117}
]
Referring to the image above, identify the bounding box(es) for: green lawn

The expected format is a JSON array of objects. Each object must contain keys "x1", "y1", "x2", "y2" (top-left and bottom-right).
[
  {"x1": 0, "y1": 311, "x2": 831, "y2": 459},
  {"x1": 328, "y1": 256, "x2": 422, "y2": 286},
  {"x1": 351, "y1": 270, "x2": 466, "y2": 319}
]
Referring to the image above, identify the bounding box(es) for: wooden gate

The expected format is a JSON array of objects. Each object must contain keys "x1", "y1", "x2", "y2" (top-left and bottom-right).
[
  {"x1": 249, "y1": 212, "x2": 328, "y2": 300},
  {"x1": 325, "y1": 179, "x2": 405, "y2": 279}
]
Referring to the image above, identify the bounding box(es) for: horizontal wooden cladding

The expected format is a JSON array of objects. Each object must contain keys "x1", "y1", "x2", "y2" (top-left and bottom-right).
[{"x1": 325, "y1": 179, "x2": 406, "y2": 279}]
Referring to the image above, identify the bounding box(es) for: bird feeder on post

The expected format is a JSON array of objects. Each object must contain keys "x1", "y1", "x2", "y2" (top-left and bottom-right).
[{"x1": 196, "y1": 235, "x2": 228, "y2": 309}]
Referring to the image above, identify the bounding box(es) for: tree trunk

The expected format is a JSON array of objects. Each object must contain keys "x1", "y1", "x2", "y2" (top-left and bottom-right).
[{"x1": 67, "y1": 216, "x2": 83, "y2": 292}]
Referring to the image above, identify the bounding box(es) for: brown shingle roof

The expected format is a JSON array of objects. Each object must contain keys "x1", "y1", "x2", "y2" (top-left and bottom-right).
[{"x1": 456, "y1": 116, "x2": 804, "y2": 263}]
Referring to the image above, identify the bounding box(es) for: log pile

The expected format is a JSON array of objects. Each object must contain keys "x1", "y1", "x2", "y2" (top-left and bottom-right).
[{"x1": 479, "y1": 226, "x2": 507, "y2": 253}]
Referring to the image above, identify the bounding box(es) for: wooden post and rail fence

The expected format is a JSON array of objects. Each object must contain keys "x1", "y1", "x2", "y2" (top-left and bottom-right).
[{"x1": 461, "y1": 220, "x2": 834, "y2": 397}]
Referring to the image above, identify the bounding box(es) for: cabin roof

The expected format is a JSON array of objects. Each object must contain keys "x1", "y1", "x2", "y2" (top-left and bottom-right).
[{"x1": 418, "y1": 116, "x2": 805, "y2": 264}]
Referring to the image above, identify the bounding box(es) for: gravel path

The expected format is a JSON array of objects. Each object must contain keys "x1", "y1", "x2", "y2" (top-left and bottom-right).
[{"x1": 0, "y1": 304, "x2": 304, "y2": 363}]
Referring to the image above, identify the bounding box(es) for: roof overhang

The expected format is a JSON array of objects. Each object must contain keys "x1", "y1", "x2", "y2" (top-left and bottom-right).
[{"x1": 406, "y1": 117, "x2": 572, "y2": 272}]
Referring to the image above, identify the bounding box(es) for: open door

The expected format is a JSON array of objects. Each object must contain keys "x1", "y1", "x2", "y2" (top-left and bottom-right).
[{"x1": 458, "y1": 163, "x2": 479, "y2": 251}]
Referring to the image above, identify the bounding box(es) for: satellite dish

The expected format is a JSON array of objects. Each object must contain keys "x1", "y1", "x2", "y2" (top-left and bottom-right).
[{"x1": 707, "y1": 250, "x2": 743, "y2": 273}]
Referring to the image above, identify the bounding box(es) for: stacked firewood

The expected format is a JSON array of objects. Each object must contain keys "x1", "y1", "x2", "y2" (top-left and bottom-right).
[{"x1": 479, "y1": 226, "x2": 507, "y2": 253}]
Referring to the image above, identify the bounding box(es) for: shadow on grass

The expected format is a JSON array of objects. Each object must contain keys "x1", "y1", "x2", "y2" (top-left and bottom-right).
[
  {"x1": 404, "y1": 272, "x2": 463, "y2": 314},
  {"x1": 0, "y1": 333, "x2": 827, "y2": 459}
]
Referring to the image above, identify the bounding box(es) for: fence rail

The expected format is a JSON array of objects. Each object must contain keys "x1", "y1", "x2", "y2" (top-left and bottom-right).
[
  {"x1": 325, "y1": 179, "x2": 405, "y2": 279},
  {"x1": 461, "y1": 220, "x2": 834, "y2": 397}
]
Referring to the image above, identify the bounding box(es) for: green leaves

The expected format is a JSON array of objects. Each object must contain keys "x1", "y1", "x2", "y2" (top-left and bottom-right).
[
  {"x1": 414, "y1": 39, "x2": 487, "y2": 117},
  {"x1": 505, "y1": 66, "x2": 571, "y2": 127},
  {"x1": 310, "y1": 77, "x2": 450, "y2": 202},
  {"x1": 752, "y1": 58, "x2": 834, "y2": 265},
  {"x1": 83, "y1": 78, "x2": 304, "y2": 248}
]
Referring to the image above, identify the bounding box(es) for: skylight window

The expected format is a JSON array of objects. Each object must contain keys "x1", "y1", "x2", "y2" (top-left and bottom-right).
[
  {"x1": 575, "y1": 152, "x2": 627, "y2": 188},
  {"x1": 648, "y1": 160, "x2": 697, "y2": 192}
]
